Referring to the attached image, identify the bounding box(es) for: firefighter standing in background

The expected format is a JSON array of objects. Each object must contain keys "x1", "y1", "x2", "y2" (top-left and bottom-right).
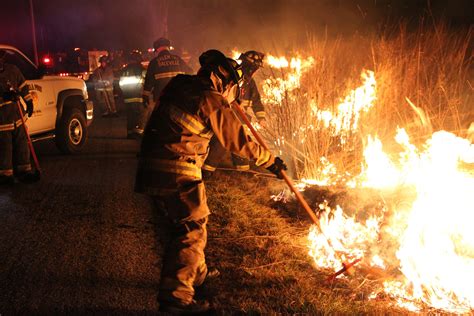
[
  {"x1": 202, "y1": 50, "x2": 266, "y2": 175},
  {"x1": 0, "y1": 51, "x2": 39, "y2": 185},
  {"x1": 119, "y1": 51, "x2": 146, "y2": 138},
  {"x1": 141, "y1": 38, "x2": 192, "y2": 113},
  {"x1": 93, "y1": 55, "x2": 118, "y2": 117},
  {"x1": 135, "y1": 50, "x2": 286, "y2": 313}
]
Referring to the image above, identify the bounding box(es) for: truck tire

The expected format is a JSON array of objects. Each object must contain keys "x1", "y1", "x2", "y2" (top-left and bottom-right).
[{"x1": 55, "y1": 108, "x2": 88, "y2": 154}]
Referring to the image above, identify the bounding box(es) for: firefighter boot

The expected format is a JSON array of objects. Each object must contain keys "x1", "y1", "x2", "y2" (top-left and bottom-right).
[
  {"x1": 0, "y1": 175, "x2": 15, "y2": 185},
  {"x1": 159, "y1": 299, "x2": 211, "y2": 314},
  {"x1": 17, "y1": 170, "x2": 41, "y2": 184}
]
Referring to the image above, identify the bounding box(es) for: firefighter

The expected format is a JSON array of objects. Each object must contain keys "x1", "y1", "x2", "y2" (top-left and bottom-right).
[
  {"x1": 93, "y1": 55, "x2": 117, "y2": 117},
  {"x1": 135, "y1": 49, "x2": 287, "y2": 313},
  {"x1": 203, "y1": 50, "x2": 266, "y2": 175},
  {"x1": 0, "y1": 51, "x2": 39, "y2": 184},
  {"x1": 119, "y1": 51, "x2": 146, "y2": 138},
  {"x1": 141, "y1": 38, "x2": 193, "y2": 113}
]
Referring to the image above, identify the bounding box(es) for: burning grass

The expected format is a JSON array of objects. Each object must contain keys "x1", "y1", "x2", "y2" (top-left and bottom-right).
[
  {"x1": 204, "y1": 171, "x2": 405, "y2": 314},
  {"x1": 256, "y1": 21, "x2": 472, "y2": 180},
  {"x1": 225, "y1": 19, "x2": 473, "y2": 313}
]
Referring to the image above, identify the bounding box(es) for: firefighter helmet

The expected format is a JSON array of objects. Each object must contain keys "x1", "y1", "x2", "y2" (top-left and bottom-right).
[
  {"x1": 153, "y1": 37, "x2": 171, "y2": 49},
  {"x1": 239, "y1": 50, "x2": 265, "y2": 69},
  {"x1": 199, "y1": 49, "x2": 242, "y2": 87}
]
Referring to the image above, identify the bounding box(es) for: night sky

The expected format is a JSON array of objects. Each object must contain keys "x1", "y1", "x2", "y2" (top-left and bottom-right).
[{"x1": 1, "y1": 0, "x2": 472, "y2": 60}]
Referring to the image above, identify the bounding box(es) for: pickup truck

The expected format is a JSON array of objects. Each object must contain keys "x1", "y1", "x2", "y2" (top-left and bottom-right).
[{"x1": 1, "y1": 45, "x2": 93, "y2": 153}]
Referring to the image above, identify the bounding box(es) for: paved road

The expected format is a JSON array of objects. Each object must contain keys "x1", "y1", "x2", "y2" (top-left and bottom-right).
[{"x1": 0, "y1": 116, "x2": 162, "y2": 314}]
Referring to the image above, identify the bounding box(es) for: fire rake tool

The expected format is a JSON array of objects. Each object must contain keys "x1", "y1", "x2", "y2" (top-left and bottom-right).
[{"x1": 231, "y1": 101, "x2": 361, "y2": 280}]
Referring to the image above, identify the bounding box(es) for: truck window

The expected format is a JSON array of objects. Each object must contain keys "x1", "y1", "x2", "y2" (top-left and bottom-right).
[{"x1": 0, "y1": 49, "x2": 40, "y2": 80}]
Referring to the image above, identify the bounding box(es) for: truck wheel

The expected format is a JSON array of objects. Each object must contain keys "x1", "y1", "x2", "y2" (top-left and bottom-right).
[{"x1": 56, "y1": 108, "x2": 88, "y2": 154}]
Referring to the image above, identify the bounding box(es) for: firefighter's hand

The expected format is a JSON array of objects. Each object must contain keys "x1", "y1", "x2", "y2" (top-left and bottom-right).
[
  {"x1": 266, "y1": 157, "x2": 287, "y2": 179},
  {"x1": 142, "y1": 95, "x2": 149, "y2": 108},
  {"x1": 26, "y1": 101, "x2": 34, "y2": 117},
  {"x1": 3, "y1": 90, "x2": 19, "y2": 101}
]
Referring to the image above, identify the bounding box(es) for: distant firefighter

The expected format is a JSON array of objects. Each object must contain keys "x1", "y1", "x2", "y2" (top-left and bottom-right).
[
  {"x1": 141, "y1": 38, "x2": 193, "y2": 112},
  {"x1": 119, "y1": 51, "x2": 146, "y2": 138},
  {"x1": 93, "y1": 55, "x2": 117, "y2": 117},
  {"x1": 203, "y1": 50, "x2": 266, "y2": 175},
  {"x1": 0, "y1": 51, "x2": 39, "y2": 184}
]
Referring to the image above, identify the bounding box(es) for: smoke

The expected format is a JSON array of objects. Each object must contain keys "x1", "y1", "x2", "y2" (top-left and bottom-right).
[
  {"x1": 1, "y1": 0, "x2": 471, "y2": 58},
  {"x1": 167, "y1": 0, "x2": 472, "y2": 63}
]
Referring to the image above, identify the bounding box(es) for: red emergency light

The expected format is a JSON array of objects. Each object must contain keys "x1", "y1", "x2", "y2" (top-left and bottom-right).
[{"x1": 42, "y1": 56, "x2": 52, "y2": 65}]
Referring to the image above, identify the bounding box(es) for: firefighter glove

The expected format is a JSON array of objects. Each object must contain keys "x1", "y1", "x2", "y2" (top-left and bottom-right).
[
  {"x1": 142, "y1": 94, "x2": 149, "y2": 108},
  {"x1": 266, "y1": 157, "x2": 287, "y2": 179},
  {"x1": 3, "y1": 89, "x2": 19, "y2": 101},
  {"x1": 26, "y1": 100, "x2": 34, "y2": 117}
]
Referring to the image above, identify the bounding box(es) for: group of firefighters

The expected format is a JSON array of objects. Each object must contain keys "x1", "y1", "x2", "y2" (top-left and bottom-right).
[{"x1": 0, "y1": 37, "x2": 287, "y2": 313}]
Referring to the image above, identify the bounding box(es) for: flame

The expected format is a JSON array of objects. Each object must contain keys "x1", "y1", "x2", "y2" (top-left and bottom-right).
[
  {"x1": 261, "y1": 54, "x2": 315, "y2": 104},
  {"x1": 307, "y1": 129, "x2": 474, "y2": 312},
  {"x1": 307, "y1": 203, "x2": 382, "y2": 271},
  {"x1": 315, "y1": 70, "x2": 376, "y2": 142},
  {"x1": 231, "y1": 49, "x2": 241, "y2": 61},
  {"x1": 236, "y1": 49, "x2": 474, "y2": 311}
]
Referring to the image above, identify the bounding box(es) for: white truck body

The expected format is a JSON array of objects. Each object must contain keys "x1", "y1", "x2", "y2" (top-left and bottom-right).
[{"x1": 1, "y1": 45, "x2": 93, "y2": 153}]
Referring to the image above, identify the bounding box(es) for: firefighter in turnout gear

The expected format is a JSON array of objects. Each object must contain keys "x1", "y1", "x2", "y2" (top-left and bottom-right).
[
  {"x1": 203, "y1": 50, "x2": 266, "y2": 175},
  {"x1": 119, "y1": 51, "x2": 146, "y2": 138},
  {"x1": 93, "y1": 55, "x2": 117, "y2": 117},
  {"x1": 0, "y1": 51, "x2": 38, "y2": 184},
  {"x1": 141, "y1": 38, "x2": 192, "y2": 112},
  {"x1": 135, "y1": 49, "x2": 287, "y2": 313}
]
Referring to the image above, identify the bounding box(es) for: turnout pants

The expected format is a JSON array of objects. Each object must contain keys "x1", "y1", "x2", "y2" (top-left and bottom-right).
[
  {"x1": 125, "y1": 101, "x2": 146, "y2": 135},
  {"x1": 96, "y1": 88, "x2": 116, "y2": 114},
  {"x1": 152, "y1": 175, "x2": 210, "y2": 305},
  {"x1": 0, "y1": 124, "x2": 31, "y2": 178}
]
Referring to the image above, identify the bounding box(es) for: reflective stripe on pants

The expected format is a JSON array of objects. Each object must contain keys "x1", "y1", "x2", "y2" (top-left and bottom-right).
[{"x1": 0, "y1": 126, "x2": 31, "y2": 176}]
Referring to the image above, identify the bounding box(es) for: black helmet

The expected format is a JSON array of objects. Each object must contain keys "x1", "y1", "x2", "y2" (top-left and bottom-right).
[
  {"x1": 239, "y1": 50, "x2": 265, "y2": 68},
  {"x1": 153, "y1": 37, "x2": 171, "y2": 49},
  {"x1": 199, "y1": 49, "x2": 242, "y2": 86}
]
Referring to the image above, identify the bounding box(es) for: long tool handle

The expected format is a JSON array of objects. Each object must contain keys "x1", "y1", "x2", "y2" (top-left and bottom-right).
[
  {"x1": 231, "y1": 101, "x2": 321, "y2": 226},
  {"x1": 231, "y1": 101, "x2": 350, "y2": 266},
  {"x1": 16, "y1": 100, "x2": 41, "y2": 173}
]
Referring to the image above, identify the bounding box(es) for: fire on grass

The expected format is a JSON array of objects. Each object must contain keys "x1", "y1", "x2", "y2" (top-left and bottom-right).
[{"x1": 256, "y1": 52, "x2": 474, "y2": 312}]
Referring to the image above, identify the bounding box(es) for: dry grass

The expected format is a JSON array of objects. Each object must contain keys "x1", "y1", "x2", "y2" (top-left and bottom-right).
[
  {"x1": 258, "y1": 20, "x2": 473, "y2": 180},
  {"x1": 202, "y1": 20, "x2": 473, "y2": 314},
  {"x1": 204, "y1": 171, "x2": 406, "y2": 314}
]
